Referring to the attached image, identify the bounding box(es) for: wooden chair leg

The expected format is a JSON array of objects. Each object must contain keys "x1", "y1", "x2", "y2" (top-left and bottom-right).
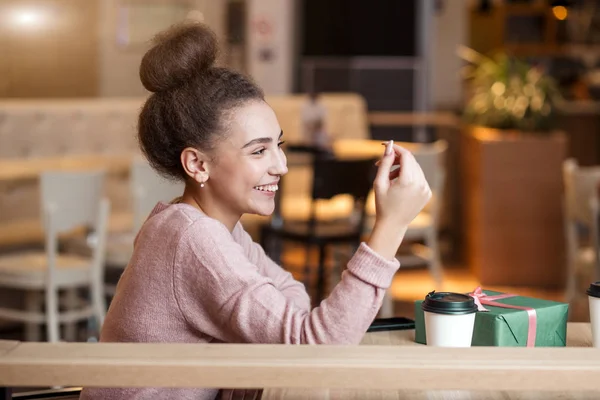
[
  {"x1": 45, "y1": 287, "x2": 60, "y2": 343},
  {"x1": 259, "y1": 227, "x2": 270, "y2": 257},
  {"x1": 24, "y1": 290, "x2": 41, "y2": 342},
  {"x1": 316, "y1": 244, "x2": 327, "y2": 304},
  {"x1": 273, "y1": 238, "x2": 283, "y2": 265},
  {"x1": 91, "y1": 277, "x2": 106, "y2": 336},
  {"x1": 261, "y1": 228, "x2": 283, "y2": 265},
  {"x1": 64, "y1": 289, "x2": 78, "y2": 342},
  {"x1": 328, "y1": 245, "x2": 343, "y2": 295},
  {"x1": 303, "y1": 244, "x2": 312, "y2": 288}
]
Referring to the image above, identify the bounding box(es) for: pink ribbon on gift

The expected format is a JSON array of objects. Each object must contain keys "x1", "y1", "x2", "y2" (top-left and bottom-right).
[{"x1": 469, "y1": 286, "x2": 537, "y2": 347}]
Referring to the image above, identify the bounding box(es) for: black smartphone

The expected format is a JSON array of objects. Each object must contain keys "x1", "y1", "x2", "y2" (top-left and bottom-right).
[{"x1": 367, "y1": 317, "x2": 415, "y2": 332}]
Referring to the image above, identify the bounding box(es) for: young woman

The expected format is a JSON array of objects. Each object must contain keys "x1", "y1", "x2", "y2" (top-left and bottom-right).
[{"x1": 80, "y1": 21, "x2": 431, "y2": 400}]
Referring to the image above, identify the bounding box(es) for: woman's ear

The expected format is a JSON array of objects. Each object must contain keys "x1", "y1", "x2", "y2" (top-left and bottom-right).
[{"x1": 181, "y1": 147, "x2": 210, "y2": 184}]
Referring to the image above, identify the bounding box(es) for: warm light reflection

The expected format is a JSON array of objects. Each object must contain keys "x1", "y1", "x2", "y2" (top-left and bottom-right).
[
  {"x1": 491, "y1": 82, "x2": 505, "y2": 97},
  {"x1": 11, "y1": 8, "x2": 46, "y2": 28},
  {"x1": 552, "y1": 5, "x2": 568, "y2": 21}
]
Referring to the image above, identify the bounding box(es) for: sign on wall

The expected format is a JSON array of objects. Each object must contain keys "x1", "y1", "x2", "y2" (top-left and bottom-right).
[{"x1": 246, "y1": 0, "x2": 294, "y2": 94}]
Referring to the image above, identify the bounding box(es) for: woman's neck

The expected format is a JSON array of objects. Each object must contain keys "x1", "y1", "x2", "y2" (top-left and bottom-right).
[{"x1": 179, "y1": 186, "x2": 239, "y2": 232}]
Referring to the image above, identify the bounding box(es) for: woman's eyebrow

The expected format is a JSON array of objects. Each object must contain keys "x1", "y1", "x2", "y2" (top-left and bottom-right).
[
  {"x1": 242, "y1": 130, "x2": 283, "y2": 149},
  {"x1": 242, "y1": 137, "x2": 271, "y2": 149}
]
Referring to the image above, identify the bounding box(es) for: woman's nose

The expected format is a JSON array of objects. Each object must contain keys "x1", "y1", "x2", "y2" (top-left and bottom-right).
[{"x1": 271, "y1": 150, "x2": 288, "y2": 176}]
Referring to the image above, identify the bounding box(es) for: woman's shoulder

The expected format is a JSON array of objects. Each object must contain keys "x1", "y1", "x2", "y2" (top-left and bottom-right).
[{"x1": 139, "y1": 202, "x2": 232, "y2": 248}]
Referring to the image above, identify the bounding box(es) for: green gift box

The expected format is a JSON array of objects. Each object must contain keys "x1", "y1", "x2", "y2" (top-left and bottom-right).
[{"x1": 414, "y1": 290, "x2": 569, "y2": 346}]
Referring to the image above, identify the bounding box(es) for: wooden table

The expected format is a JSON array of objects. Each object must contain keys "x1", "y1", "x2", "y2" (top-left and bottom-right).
[
  {"x1": 0, "y1": 323, "x2": 598, "y2": 397},
  {"x1": 368, "y1": 112, "x2": 460, "y2": 128},
  {"x1": 0, "y1": 154, "x2": 132, "y2": 183},
  {"x1": 262, "y1": 323, "x2": 595, "y2": 400},
  {"x1": 0, "y1": 341, "x2": 18, "y2": 358}
]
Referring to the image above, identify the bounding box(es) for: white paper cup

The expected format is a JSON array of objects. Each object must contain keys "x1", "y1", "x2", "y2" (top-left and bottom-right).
[
  {"x1": 587, "y1": 282, "x2": 600, "y2": 348},
  {"x1": 422, "y1": 291, "x2": 478, "y2": 348},
  {"x1": 424, "y1": 311, "x2": 476, "y2": 347}
]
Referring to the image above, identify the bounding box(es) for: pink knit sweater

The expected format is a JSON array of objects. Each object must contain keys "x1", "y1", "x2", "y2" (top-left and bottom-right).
[{"x1": 80, "y1": 202, "x2": 400, "y2": 400}]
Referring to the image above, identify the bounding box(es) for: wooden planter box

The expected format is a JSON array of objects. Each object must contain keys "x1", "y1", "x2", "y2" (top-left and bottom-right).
[{"x1": 462, "y1": 126, "x2": 567, "y2": 288}]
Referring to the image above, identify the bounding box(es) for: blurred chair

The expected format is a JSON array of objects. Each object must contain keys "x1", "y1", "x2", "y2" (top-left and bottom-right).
[
  {"x1": 368, "y1": 140, "x2": 447, "y2": 317},
  {"x1": 369, "y1": 140, "x2": 447, "y2": 277},
  {"x1": 261, "y1": 154, "x2": 377, "y2": 305},
  {"x1": 401, "y1": 140, "x2": 447, "y2": 283},
  {"x1": 562, "y1": 158, "x2": 600, "y2": 306},
  {"x1": 130, "y1": 159, "x2": 185, "y2": 233},
  {"x1": 103, "y1": 159, "x2": 183, "y2": 294},
  {"x1": 0, "y1": 171, "x2": 109, "y2": 342}
]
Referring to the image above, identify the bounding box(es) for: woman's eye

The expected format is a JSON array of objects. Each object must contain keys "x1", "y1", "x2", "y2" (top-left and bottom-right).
[{"x1": 252, "y1": 141, "x2": 284, "y2": 155}]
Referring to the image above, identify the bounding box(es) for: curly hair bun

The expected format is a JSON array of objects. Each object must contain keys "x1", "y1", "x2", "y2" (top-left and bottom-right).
[{"x1": 139, "y1": 21, "x2": 218, "y2": 93}]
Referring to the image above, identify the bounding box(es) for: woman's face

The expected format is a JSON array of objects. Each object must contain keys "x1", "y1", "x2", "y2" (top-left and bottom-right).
[{"x1": 208, "y1": 100, "x2": 288, "y2": 219}]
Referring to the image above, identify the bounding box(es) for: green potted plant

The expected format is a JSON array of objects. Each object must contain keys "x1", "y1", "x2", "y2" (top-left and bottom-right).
[
  {"x1": 459, "y1": 45, "x2": 562, "y2": 133},
  {"x1": 457, "y1": 46, "x2": 567, "y2": 288}
]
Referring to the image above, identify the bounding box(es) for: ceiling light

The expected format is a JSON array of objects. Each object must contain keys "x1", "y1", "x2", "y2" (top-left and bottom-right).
[{"x1": 11, "y1": 8, "x2": 46, "y2": 29}]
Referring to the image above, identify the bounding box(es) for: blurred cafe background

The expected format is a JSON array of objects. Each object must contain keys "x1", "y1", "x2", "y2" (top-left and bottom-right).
[{"x1": 0, "y1": 0, "x2": 600, "y2": 344}]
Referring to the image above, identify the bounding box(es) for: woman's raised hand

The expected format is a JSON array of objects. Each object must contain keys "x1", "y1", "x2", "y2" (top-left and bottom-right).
[{"x1": 373, "y1": 140, "x2": 432, "y2": 229}]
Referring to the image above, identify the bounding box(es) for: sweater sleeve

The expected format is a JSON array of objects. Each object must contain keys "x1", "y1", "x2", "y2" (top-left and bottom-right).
[
  {"x1": 232, "y1": 223, "x2": 311, "y2": 311},
  {"x1": 172, "y1": 218, "x2": 399, "y2": 345}
]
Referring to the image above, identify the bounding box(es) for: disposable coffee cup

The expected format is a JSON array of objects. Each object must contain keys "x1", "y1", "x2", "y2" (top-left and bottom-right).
[
  {"x1": 422, "y1": 291, "x2": 478, "y2": 347},
  {"x1": 587, "y1": 282, "x2": 600, "y2": 348}
]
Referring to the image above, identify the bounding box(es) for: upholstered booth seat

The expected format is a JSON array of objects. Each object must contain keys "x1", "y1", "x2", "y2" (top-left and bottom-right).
[{"x1": 0, "y1": 94, "x2": 370, "y2": 249}]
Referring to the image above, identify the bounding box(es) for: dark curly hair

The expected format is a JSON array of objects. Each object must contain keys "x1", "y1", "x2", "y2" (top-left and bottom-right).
[{"x1": 138, "y1": 21, "x2": 264, "y2": 180}]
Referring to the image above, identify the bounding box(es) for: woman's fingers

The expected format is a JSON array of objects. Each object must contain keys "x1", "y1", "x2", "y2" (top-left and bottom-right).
[
  {"x1": 394, "y1": 146, "x2": 418, "y2": 187},
  {"x1": 375, "y1": 154, "x2": 400, "y2": 167},
  {"x1": 373, "y1": 141, "x2": 396, "y2": 194},
  {"x1": 374, "y1": 143, "x2": 428, "y2": 188},
  {"x1": 389, "y1": 166, "x2": 401, "y2": 181}
]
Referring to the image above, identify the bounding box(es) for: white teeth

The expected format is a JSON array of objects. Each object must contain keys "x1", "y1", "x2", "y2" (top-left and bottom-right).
[{"x1": 254, "y1": 184, "x2": 278, "y2": 192}]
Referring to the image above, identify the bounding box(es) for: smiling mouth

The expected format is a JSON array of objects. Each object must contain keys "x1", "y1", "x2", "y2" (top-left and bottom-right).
[{"x1": 253, "y1": 184, "x2": 278, "y2": 193}]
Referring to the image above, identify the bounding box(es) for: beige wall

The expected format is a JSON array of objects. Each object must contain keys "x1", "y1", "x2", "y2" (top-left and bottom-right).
[
  {"x1": 432, "y1": 0, "x2": 468, "y2": 110},
  {"x1": 98, "y1": 0, "x2": 144, "y2": 97},
  {"x1": 98, "y1": 0, "x2": 227, "y2": 97},
  {"x1": 0, "y1": 0, "x2": 99, "y2": 98}
]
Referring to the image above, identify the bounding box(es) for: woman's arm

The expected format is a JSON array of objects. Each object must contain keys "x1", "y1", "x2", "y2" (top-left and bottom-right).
[
  {"x1": 173, "y1": 218, "x2": 399, "y2": 345},
  {"x1": 232, "y1": 223, "x2": 311, "y2": 311},
  {"x1": 173, "y1": 142, "x2": 430, "y2": 345}
]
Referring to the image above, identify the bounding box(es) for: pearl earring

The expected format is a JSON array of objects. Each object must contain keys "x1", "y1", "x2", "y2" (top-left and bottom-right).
[{"x1": 200, "y1": 182, "x2": 205, "y2": 188}]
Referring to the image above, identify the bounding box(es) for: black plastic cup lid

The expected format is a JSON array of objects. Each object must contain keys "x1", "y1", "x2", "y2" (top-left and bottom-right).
[
  {"x1": 587, "y1": 282, "x2": 600, "y2": 298},
  {"x1": 421, "y1": 291, "x2": 479, "y2": 315}
]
